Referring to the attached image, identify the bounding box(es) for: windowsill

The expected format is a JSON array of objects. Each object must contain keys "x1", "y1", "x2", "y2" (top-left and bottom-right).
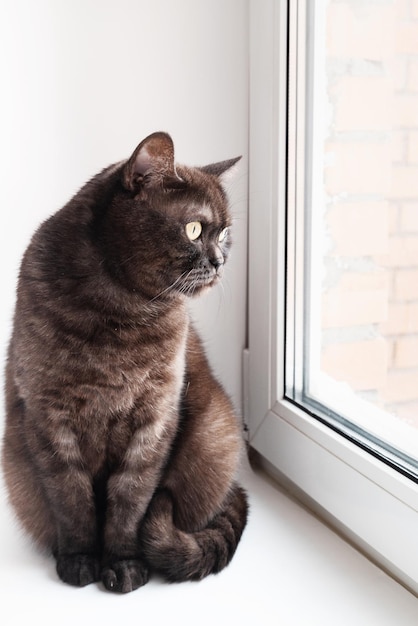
[{"x1": 0, "y1": 463, "x2": 416, "y2": 624}]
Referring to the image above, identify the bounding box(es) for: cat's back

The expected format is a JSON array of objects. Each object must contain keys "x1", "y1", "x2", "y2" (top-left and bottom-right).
[{"x1": 17, "y1": 171, "x2": 105, "y2": 293}]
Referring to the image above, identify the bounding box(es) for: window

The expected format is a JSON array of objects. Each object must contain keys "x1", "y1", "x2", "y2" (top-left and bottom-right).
[
  {"x1": 287, "y1": 0, "x2": 418, "y2": 479},
  {"x1": 248, "y1": 0, "x2": 418, "y2": 594}
]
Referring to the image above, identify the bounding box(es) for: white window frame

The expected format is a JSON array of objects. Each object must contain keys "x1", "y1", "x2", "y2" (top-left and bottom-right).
[{"x1": 247, "y1": 0, "x2": 418, "y2": 595}]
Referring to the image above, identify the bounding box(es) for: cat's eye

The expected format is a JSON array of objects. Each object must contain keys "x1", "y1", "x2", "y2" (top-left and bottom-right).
[
  {"x1": 218, "y1": 227, "x2": 229, "y2": 243},
  {"x1": 185, "y1": 221, "x2": 202, "y2": 241}
]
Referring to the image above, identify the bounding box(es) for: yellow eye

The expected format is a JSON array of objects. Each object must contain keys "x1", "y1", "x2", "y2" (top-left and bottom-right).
[
  {"x1": 218, "y1": 227, "x2": 229, "y2": 243},
  {"x1": 185, "y1": 221, "x2": 202, "y2": 241}
]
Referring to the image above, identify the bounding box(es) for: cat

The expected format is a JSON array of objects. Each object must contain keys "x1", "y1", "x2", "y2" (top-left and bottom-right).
[{"x1": 2, "y1": 131, "x2": 248, "y2": 593}]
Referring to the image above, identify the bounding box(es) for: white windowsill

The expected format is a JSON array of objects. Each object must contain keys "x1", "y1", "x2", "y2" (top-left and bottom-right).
[{"x1": 0, "y1": 463, "x2": 416, "y2": 625}]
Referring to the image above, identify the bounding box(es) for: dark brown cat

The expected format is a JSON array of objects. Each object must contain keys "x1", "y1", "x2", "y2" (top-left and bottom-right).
[{"x1": 2, "y1": 132, "x2": 248, "y2": 593}]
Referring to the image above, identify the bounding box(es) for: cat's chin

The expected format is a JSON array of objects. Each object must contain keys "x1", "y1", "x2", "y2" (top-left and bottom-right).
[{"x1": 189, "y1": 276, "x2": 221, "y2": 297}]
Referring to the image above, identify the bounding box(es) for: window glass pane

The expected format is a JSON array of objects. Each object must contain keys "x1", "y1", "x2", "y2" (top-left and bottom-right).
[{"x1": 287, "y1": 0, "x2": 418, "y2": 476}]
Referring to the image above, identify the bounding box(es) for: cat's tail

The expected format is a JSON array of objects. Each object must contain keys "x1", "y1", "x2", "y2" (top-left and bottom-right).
[{"x1": 140, "y1": 484, "x2": 248, "y2": 582}]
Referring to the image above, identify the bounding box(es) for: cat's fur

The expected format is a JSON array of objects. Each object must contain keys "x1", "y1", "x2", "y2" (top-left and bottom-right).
[{"x1": 2, "y1": 132, "x2": 248, "y2": 593}]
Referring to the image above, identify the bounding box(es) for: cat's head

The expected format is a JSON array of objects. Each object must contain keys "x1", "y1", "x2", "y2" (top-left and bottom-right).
[{"x1": 101, "y1": 132, "x2": 240, "y2": 300}]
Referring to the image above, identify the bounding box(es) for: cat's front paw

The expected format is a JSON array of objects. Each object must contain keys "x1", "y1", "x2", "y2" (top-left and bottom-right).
[
  {"x1": 56, "y1": 553, "x2": 101, "y2": 587},
  {"x1": 101, "y1": 559, "x2": 149, "y2": 593}
]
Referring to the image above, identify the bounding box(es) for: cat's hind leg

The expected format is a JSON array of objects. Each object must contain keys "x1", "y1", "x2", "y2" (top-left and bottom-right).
[
  {"x1": 139, "y1": 325, "x2": 248, "y2": 581},
  {"x1": 164, "y1": 326, "x2": 247, "y2": 532}
]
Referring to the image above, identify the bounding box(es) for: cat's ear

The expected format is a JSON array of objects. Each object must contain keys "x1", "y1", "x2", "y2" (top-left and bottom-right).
[
  {"x1": 123, "y1": 132, "x2": 184, "y2": 191},
  {"x1": 200, "y1": 156, "x2": 242, "y2": 181}
]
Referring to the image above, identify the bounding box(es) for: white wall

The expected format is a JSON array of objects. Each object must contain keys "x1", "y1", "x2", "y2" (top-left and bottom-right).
[{"x1": 0, "y1": 0, "x2": 249, "y2": 415}]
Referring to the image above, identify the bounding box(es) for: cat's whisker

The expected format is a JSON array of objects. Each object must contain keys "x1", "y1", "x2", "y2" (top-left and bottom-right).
[{"x1": 148, "y1": 271, "x2": 190, "y2": 302}]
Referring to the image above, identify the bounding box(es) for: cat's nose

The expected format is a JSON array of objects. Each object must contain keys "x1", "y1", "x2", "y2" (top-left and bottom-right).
[{"x1": 210, "y1": 253, "x2": 224, "y2": 271}]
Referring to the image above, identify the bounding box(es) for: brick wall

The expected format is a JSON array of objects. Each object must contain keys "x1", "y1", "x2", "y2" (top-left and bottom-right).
[{"x1": 320, "y1": 0, "x2": 418, "y2": 428}]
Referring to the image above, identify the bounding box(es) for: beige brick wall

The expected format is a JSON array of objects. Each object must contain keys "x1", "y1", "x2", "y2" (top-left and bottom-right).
[{"x1": 320, "y1": 0, "x2": 418, "y2": 428}]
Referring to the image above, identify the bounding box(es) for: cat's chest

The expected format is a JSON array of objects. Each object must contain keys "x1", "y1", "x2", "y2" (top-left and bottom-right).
[
  {"x1": 73, "y1": 330, "x2": 186, "y2": 472},
  {"x1": 75, "y1": 329, "x2": 186, "y2": 416}
]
